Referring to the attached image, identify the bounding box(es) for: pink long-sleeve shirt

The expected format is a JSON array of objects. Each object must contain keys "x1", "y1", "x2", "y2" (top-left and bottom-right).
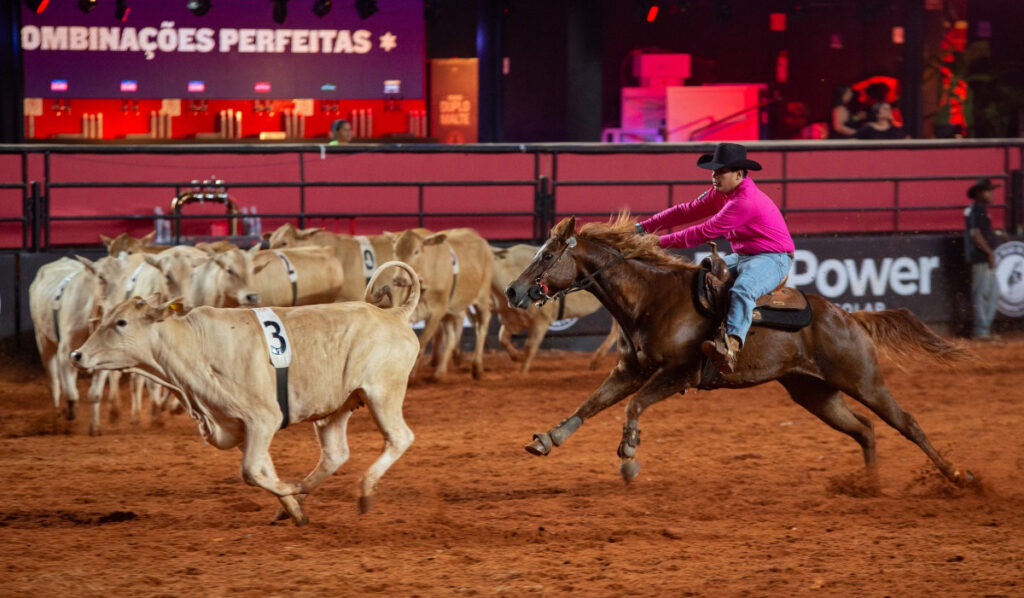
[{"x1": 640, "y1": 177, "x2": 795, "y2": 254}]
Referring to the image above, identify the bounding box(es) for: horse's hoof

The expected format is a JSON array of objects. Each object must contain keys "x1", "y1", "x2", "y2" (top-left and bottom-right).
[
  {"x1": 617, "y1": 444, "x2": 636, "y2": 459},
  {"x1": 359, "y1": 495, "x2": 376, "y2": 514},
  {"x1": 620, "y1": 459, "x2": 642, "y2": 484},
  {"x1": 525, "y1": 433, "x2": 553, "y2": 456},
  {"x1": 953, "y1": 468, "x2": 977, "y2": 488}
]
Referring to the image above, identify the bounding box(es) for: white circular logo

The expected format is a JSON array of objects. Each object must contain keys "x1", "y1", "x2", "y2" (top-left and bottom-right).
[{"x1": 995, "y1": 240, "x2": 1024, "y2": 318}]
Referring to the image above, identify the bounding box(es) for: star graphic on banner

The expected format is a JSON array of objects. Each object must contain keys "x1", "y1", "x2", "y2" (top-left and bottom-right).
[{"x1": 379, "y1": 32, "x2": 397, "y2": 52}]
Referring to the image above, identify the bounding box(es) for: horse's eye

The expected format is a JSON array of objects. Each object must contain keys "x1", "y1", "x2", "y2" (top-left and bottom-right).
[
  {"x1": 542, "y1": 253, "x2": 553, "y2": 261},
  {"x1": 116, "y1": 319, "x2": 127, "y2": 327}
]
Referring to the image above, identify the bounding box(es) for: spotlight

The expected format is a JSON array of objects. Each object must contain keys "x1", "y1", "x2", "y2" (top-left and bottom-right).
[
  {"x1": 354, "y1": 0, "x2": 377, "y2": 19},
  {"x1": 24, "y1": 0, "x2": 50, "y2": 13},
  {"x1": 187, "y1": 0, "x2": 211, "y2": 16},
  {"x1": 271, "y1": 0, "x2": 288, "y2": 24},
  {"x1": 114, "y1": 0, "x2": 129, "y2": 21},
  {"x1": 78, "y1": 0, "x2": 97, "y2": 14},
  {"x1": 312, "y1": 0, "x2": 332, "y2": 18}
]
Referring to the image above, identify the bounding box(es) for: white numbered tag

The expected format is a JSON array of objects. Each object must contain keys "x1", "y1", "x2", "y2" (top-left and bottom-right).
[
  {"x1": 251, "y1": 307, "x2": 293, "y2": 368},
  {"x1": 124, "y1": 262, "x2": 147, "y2": 299},
  {"x1": 53, "y1": 271, "x2": 80, "y2": 309},
  {"x1": 274, "y1": 251, "x2": 298, "y2": 283},
  {"x1": 449, "y1": 246, "x2": 460, "y2": 275},
  {"x1": 355, "y1": 235, "x2": 376, "y2": 280}
]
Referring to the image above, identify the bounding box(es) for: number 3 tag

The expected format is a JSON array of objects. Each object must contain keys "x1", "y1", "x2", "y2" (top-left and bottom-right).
[{"x1": 251, "y1": 307, "x2": 293, "y2": 369}]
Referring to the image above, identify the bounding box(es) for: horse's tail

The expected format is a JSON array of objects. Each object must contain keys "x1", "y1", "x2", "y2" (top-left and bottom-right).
[{"x1": 850, "y1": 308, "x2": 970, "y2": 366}]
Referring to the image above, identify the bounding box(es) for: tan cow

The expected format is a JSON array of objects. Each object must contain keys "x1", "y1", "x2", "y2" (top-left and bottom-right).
[
  {"x1": 390, "y1": 228, "x2": 493, "y2": 380},
  {"x1": 30, "y1": 256, "x2": 130, "y2": 434},
  {"x1": 101, "y1": 231, "x2": 170, "y2": 257},
  {"x1": 189, "y1": 245, "x2": 343, "y2": 308},
  {"x1": 491, "y1": 244, "x2": 619, "y2": 373},
  {"x1": 71, "y1": 261, "x2": 422, "y2": 526},
  {"x1": 264, "y1": 223, "x2": 430, "y2": 301}
]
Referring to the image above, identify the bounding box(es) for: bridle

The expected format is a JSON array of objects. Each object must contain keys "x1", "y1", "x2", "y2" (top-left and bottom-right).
[{"x1": 532, "y1": 235, "x2": 633, "y2": 306}]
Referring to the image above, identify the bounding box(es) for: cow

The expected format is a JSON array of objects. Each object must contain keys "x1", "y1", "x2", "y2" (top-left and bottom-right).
[
  {"x1": 389, "y1": 228, "x2": 493, "y2": 380},
  {"x1": 71, "y1": 261, "x2": 422, "y2": 526},
  {"x1": 264, "y1": 223, "x2": 430, "y2": 301},
  {"x1": 491, "y1": 244, "x2": 620, "y2": 373},
  {"x1": 101, "y1": 231, "x2": 170, "y2": 257},
  {"x1": 30, "y1": 256, "x2": 131, "y2": 434},
  {"x1": 189, "y1": 245, "x2": 344, "y2": 308}
]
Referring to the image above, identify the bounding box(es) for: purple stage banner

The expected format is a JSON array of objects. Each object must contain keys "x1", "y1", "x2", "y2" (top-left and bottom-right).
[{"x1": 21, "y1": 0, "x2": 424, "y2": 99}]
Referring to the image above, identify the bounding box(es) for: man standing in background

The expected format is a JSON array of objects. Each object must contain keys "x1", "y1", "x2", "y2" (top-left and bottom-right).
[{"x1": 964, "y1": 177, "x2": 1004, "y2": 339}]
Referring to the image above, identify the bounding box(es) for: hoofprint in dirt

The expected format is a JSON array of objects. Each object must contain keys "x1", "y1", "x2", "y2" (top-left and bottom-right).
[{"x1": 0, "y1": 339, "x2": 1022, "y2": 596}]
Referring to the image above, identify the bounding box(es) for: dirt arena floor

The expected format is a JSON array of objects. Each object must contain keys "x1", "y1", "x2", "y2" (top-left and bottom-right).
[{"x1": 1, "y1": 334, "x2": 1023, "y2": 597}]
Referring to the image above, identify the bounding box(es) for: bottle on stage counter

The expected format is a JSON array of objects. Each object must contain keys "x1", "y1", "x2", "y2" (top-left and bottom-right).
[{"x1": 154, "y1": 206, "x2": 171, "y2": 243}]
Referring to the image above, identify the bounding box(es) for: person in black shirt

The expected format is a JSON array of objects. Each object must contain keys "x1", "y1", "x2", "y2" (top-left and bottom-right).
[
  {"x1": 963, "y1": 177, "x2": 1004, "y2": 339},
  {"x1": 854, "y1": 102, "x2": 910, "y2": 140}
]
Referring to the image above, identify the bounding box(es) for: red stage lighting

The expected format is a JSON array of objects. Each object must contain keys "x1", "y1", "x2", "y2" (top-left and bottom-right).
[
  {"x1": 25, "y1": 0, "x2": 50, "y2": 13},
  {"x1": 646, "y1": 5, "x2": 658, "y2": 22}
]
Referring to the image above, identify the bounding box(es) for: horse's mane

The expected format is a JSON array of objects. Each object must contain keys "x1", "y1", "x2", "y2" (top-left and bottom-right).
[{"x1": 577, "y1": 212, "x2": 699, "y2": 271}]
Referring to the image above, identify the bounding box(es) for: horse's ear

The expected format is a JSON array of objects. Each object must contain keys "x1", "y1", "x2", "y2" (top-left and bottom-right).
[{"x1": 552, "y1": 216, "x2": 576, "y2": 239}]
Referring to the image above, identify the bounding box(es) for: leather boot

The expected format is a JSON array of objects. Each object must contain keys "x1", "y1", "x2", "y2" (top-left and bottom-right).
[{"x1": 701, "y1": 332, "x2": 741, "y2": 374}]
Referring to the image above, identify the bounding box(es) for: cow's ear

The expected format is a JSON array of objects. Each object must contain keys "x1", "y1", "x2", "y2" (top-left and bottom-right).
[
  {"x1": 492, "y1": 246, "x2": 508, "y2": 259},
  {"x1": 198, "y1": 243, "x2": 217, "y2": 256},
  {"x1": 253, "y1": 261, "x2": 271, "y2": 275},
  {"x1": 166, "y1": 297, "x2": 187, "y2": 315},
  {"x1": 423, "y1": 233, "x2": 447, "y2": 246},
  {"x1": 247, "y1": 243, "x2": 262, "y2": 255},
  {"x1": 141, "y1": 231, "x2": 156, "y2": 244},
  {"x1": 261, "y1": 231, "x2": 273, "y2": 241},
  {"x1": 100, "y1": 234, "x2": 113, "y2": 247},
  {"x1": 297, "y1": 227, "x2": 324, "y2": 239},
  {"x1": 144, "y1": 255, "x2": 160, "y2": 267},
  {"x1": 75, "y1": 255, "x2": 96, "y2": 272}
]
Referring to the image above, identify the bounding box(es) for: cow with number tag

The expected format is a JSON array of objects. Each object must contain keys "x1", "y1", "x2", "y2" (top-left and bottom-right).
[
  {"x1": 388, "y1": 227, "x2": 494, "y2": 380},
  {"x1": 264, "y1": 223, "x2": 430, "y2": 301},
  {"x1": 30, "y1": 255, "x2": 135, "y2": 434},
  {"x1": 189, "y1": 245, "x2": 343, "y2": 308},
  {"x1": 71, "y1": 261, "x2": 422, "y2": 526}
]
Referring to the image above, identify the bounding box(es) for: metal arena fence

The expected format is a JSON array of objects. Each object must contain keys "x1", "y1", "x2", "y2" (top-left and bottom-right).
[{"x1": 0, "y1": 139, "x2": 1021, "y2": 253}]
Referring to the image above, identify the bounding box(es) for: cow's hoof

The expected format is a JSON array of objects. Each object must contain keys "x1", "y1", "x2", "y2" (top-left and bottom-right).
[
  {"x1": 525, "y1": 433, "x2": 553, "y2": 456},
  {"x1": 89, "y1": 427, "x2": 101, "y2": 437},
  {"x1": 620, "y1": 459, "x2": 642, "y2": 484},
  {"x1": 66, "y1": 402, "x2": 77, "y2": 421},
  {"x1": 108, "y1": 409, "x2": 120, "y2": 423},
  {"x1": 472, "y1": 364, "x2": 483, "y2": 380},
  {"x1": 359, "y1": 495, "x2": 376, "y2": 514},
  {"x1": 292, "y1": 515, "x2": 309, "y2": 527}
]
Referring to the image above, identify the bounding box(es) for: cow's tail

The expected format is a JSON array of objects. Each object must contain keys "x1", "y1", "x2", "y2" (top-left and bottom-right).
[
  {"x1": 364, "y1": 260, "x2": 421, "y2": 323},
  {"x1": 850, "y1": 308, "x2": 971, "y2": 367}
]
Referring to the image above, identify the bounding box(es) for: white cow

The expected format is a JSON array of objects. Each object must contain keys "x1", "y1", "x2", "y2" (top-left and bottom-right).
[
  {"x1": 29, "y1": 256, "x2": 123, "y2": 434},
  {"x1": 71, "y1": 261, "x2": 421, "y2": 526}
]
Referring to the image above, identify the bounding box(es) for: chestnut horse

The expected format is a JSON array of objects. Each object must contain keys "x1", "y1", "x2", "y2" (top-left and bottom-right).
[{"x1": 505, "y1": 214, "x2": 975, "y2": 488}]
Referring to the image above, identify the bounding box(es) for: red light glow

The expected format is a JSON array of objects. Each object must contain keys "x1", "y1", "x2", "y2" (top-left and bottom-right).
[{"x1": 646, "y1": 6, "x2": 658, "y2": 22}]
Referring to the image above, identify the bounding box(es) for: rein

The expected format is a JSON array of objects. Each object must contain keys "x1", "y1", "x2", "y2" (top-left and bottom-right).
[{"x1": 536, "y1": 237, "x2": 633, "y2": 306}]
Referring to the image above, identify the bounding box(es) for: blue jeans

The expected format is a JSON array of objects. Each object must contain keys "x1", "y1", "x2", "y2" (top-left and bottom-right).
[
  {"x1": 971, "y1": 263, "x2": 1000, "y2": 336},
  {"x1": 722, "y1": 252, "x2": 794, "y2": 346}
]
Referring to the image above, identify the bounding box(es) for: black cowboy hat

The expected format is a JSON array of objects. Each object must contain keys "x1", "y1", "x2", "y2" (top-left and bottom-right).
[
  {"x1": 967, "y1": 176, "x2": 1000, "y2": 199},
  {"x1": 696, "y1": 142, "x2": 762, "y2": 171}
]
